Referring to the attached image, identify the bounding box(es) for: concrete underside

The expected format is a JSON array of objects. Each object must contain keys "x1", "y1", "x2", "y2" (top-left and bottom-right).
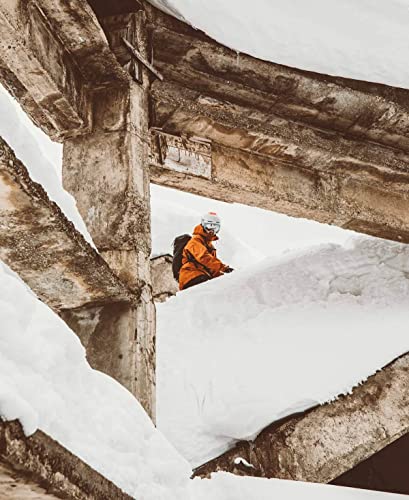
[
  {"x1": 0, "y1": 420, "x2": 132, "y2": 499},
  {"x1": 146, "y1": 5, "x2": 409, "y2": 244}
]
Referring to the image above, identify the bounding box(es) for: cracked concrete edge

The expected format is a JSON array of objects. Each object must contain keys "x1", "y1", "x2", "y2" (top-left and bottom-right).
[
  {"x1": 194, "y1": 352, "x2": 409, "y2": 483},
  {"x1": 0, "y1": 419, "x2": 133, "y2": 500}
]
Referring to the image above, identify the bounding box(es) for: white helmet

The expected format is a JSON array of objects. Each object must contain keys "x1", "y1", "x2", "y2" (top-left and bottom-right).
[{"x1": 201, "y1": 212, "x2": 221, "y2": 234}]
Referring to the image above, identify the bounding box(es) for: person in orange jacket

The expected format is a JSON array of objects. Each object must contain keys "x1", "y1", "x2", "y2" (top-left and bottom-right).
[{"x1": 179, "y1": 212, "x2": 233, "y2": 291}]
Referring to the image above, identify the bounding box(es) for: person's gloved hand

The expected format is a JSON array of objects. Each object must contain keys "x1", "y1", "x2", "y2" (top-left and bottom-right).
[{"x1": 224, "y1": 267, "x2": 234, "y2": 273}]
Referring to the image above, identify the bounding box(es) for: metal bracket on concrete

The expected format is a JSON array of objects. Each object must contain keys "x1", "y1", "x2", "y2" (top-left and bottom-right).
[{"x1": 122, "y1": 37, "x2": 163, "y2": 81}]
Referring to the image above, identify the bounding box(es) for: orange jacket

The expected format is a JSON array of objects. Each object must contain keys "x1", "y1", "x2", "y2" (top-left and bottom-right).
[{"x1": 179, "y1": 224, "x2": 228, "y2": 290}]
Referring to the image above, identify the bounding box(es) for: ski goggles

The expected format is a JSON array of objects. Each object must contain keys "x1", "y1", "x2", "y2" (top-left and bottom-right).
[{"x1": 203, "y1": 222, "x2": 221, "y2": 234}]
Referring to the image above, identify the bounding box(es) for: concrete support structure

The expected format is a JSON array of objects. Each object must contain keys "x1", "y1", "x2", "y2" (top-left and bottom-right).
[
  {"x1": 0, "y1": 0, "x2": 126, "y2": 140},
  {"x1": 63, "y1": 12, "x2": 156, "y2": 420},
  {"x1": 0, "y1": 136, "x2": 132, "y2": 312},
  {"x1": 194, "y1": 353, "x2": 409, "y2": 483},
  {"x1": 0, "y1": 0, "x2": 156, "y2": 420}
]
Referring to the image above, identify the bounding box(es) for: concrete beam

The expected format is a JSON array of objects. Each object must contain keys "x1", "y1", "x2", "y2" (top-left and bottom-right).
[
  {"x1": 0, "y1": 420, "x2": 132, "y2": 499},
  {"x1": 149, "y1": 84, "x2": 409, "y2": 243},
  {"x1": 63, "y1": 11, "x2": 156, "y2": 420},
  {"x1": 0, "y1": 0, "x2": 127, "y2": 140},
  {"x1": 0, "y1": 135, "x2": 132, "y2": 312},
  {"x1": 194, "y1": 354, "x2": 409, "y2": 483},
  {"x1": 145, "y1": 6, "x2": 409, "y2": 243},
  {"x1": 147, "y1": 7, "x2": 409, "y2": 153}
]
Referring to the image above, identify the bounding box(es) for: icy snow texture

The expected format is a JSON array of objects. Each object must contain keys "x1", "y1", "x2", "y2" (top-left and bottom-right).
[
  {"x1": 191, "y1": 473, "x2": 409, "y2": 500},
  {"x1": 149, "y1": 0, "x2": 409, "y2": 89},
  {"x1": 0, "y1": 85, "x2": 93, "y2": 245},
  {"x1": 157, "y1": 237, "x2": 409, "y2": 466},
  {"x1": 0, "y1": 262, "x2": 191, "y2": 499}
]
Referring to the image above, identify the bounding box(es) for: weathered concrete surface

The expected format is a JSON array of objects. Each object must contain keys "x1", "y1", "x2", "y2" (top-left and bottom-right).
[
  {"x1": 63, "y1": 11, "x2": 156, "y2": 420},
  {"x1": 0, "y1": 419, "x2": 132, "y2": 499},
  {"x1": 151, "y1": 254, "x2": 178, "y2": 302},
  {"x1": 0, "y1": 135, "x2": 132, "y2": 312},
  {"x1": 0, "y1": 461, "x2": 62, "y2": 499},
  {"x1": 61, "y1": 302, "x2": 142, "y2": 396},
  {"x1": 0, "y1": 0, "x2": 127, "y2": 140},
  {"x1": 147, "y1": 5, "x2": 409, "y2": 244},
  {"x1": 194, "y1": 354, "x2": 409, "y2": 483}
]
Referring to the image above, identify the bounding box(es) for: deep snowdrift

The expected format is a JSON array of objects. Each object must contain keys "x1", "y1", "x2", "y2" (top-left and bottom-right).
[
  {"x1": 1, "y1": 232, "x2": 408, "y2": 500},
  {"x1": 149, "y1": 0, "x2": 409, "y2": 90},
  {"x1": 157, "y1": 236, "x2": 409, "y2": 466},
  {"x1": 2, "y1": 252, "x2": 400, "y2": 500},
  {"x1": 191, "y1": 473, "x2": 408, "y2": 500}
]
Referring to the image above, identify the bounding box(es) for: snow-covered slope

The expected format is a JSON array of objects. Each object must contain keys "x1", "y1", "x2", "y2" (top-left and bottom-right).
[
  {"x1": 191, "y1": 473, "x2": 408, "y2": 500},
  {"x1": 1, "y1": 241, "x2": 407, "y2": 499},
  {"x1": 149, "y1": 0, "x2": 409, "y2": 90},
  {"x1": 157, "y1": 236, "x2": 409, "y2": 466},
  {"x1": 0, "y1": 262, "x2": 191, "y2": 500},
  {"x1": 2, "y1": 230, "x2": 405, "y2": 500}
]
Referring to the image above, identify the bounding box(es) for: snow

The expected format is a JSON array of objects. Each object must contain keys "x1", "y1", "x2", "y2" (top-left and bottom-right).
[
  {"x1": 149, "y1": 0, "x2": 409, "y2": 90},
  {"x1": 157, "y1": 236, "x2": 409, "y2": 466},
  {"x1": 2, "y1": 239, "x2": 401, "y2": 499},
  {"x1": 0, "y1": 261, "x2": 191, "y2": 500},
  {"x1": 0, "y1": 84, "x2": 93, "y2": 245},
  {"x1": 191, "y1": 473, "x2": 409, "y2": 500}
]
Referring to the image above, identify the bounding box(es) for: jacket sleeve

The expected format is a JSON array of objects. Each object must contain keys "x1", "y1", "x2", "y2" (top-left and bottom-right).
[{"x1": 188, "y1": 239, "x2": 227, "y2": 277}]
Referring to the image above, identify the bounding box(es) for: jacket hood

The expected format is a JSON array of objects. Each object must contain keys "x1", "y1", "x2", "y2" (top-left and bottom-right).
[{"x1": 193, "y1": 224, "x2": 219, "y2": 242}]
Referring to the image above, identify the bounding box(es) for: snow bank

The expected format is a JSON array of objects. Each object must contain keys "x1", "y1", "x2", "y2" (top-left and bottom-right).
[
  {"x1": 157, "y1": 236, "x2": 409, "y2": 465},
  {"x1": 0, "y1": 85, "x2": 93, "y2": 245},
  {"x1": 0, "y1": 262, "x2": 191, "y2": 499},
  {"x1": 191, "y1": 473, "x2": 409, "y2": 500},
  {"x1": 0, "y1": 253, "x2": 405, "y2": 499},
  {"x1": 149, "y1": 0, "x2": 409, "y2": 90}
]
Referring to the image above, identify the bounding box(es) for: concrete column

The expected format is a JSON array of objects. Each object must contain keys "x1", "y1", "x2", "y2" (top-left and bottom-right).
[{"x1": 62, "y1": 76, "x2": 155, "y2": 420}]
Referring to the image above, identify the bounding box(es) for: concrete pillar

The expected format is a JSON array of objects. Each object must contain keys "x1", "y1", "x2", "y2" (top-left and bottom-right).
[{"x1": 62, "y1": 75, "x2": 155, "y2": 418}]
